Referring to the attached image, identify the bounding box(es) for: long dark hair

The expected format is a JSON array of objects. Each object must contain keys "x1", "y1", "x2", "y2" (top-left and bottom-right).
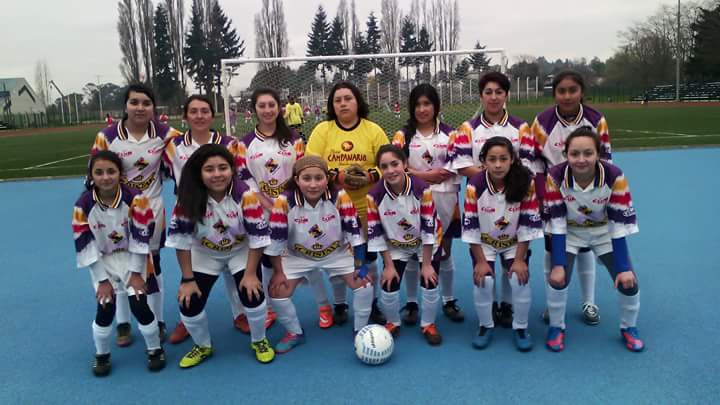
[
  {"x1": 85, "y1": 150, "x2": 123, "y2": 191},
  {"x1": 564, "y1": 126, "x2": 601, "y2": 155},
  {"x1": 375, "y1": 144, "x2": 408, "y2": 167},
  {"x1": 326, "y1": 81, "x2": 369, "y2": 122},
  {"x1": 402, "y1": 83, "x2": 440, "y2": 157},
  {"x1": 250, "y1": 87, "x2": 293, "y2": 147},
  {"x1": 122, "y1": 83, "x2": 156, "y2": 120},
  {"x1": 177, "y1": 144, "x2": 236, "y2": 224},
  {"x1": 479, "y1": 137, "x2": 531, "y2": 204}
]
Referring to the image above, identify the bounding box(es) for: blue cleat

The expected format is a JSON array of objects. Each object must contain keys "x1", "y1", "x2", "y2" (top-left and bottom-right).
[
  {"x1": 546, "y1": 326, "x2": 565, "y2": 352},
  {"x1": 621, "y1": 327, "x2": 645, "y2": 352},
  {"x1": 513, "y1": 329, "x2": 533, "y2": 352},
  {"x1": 275, "y1": 332, "x2": 305, "y2": 354},
  {"x1": 471, "y1": 326, "x2": 493, "y2": 350}
]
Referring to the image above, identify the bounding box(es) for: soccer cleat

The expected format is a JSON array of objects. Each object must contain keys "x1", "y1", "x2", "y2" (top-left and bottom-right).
[
  {"x1": 421, "y1": 324, "x2": 442, "y2": 346},
  {"x1": 169, "y1": 322, "x2": 190, "y2": 344},
  {"x1": 179, "y1": 345, "x2": 214, "y2": 368},
  {"x1": 275, "y1": 332, "x2": 306, "y2": 353},
  {"x1": 158, "y1": 322, "x2": 167, "y2": 344},
  {"x1": 370, "y1": 299, "x2": 387, "y2": 325},
  {"x1": 471, "y1": 326, "x2": 494, "y2": 350},
  {"x1": 621, "y1": 327, "x2": 645, "y2": 352},
  {"x1": 251, "y1": 338, "x2": 275, "y2": 363},
  {"x1": 234, "y1": 314, "x2": 250, "y2": 334},
  {"x1": 265, "y1": 309, "x2": 277, "y2": 329},
  {"x1": 513, "y1": 329, "x2": 533, "y2": 352},
  {"x1": 582, "y1": 302, "x2": 600, "y2": 325},
  {"x1": 333, "y1": 303, "x2": 349, "y2": 325},
  {"x1": 385, "y1": 322, "x2": 400, "y2": 337},
  {"x1": 492, "y1": 302, "x2": 499, "y2": 324},
  {"x1": 546, "y1": 327, "x2": 566, "y2": 352},
  {"x1": 92, "y1": 353, "x2": 111, "y2": 377},
  {"x1": 401, "y1": 302, "x2": 419, "y2": 325},
  {"x1": 498, "y1": 302, "x2": 513, "y2": 328},
  {"x1": 116, "y1": 322, "x2": 133, "y2": 347},
  {"x1": 146, "y1": 348, "x2": 166, "y2": 371},
  {"x1": 442, "y1": 299, "x2": 465, "y2": 323},
  {"x1": 541, "y1": 308, "x2": 550, "y2": 324},
  {"x1": 318, "y1": 305, "x2": 334, "y2": 329}
]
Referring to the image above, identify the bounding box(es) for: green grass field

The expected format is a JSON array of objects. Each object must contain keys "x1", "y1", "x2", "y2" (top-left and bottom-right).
[{"x1": 1, "y1": 103, "x2": 718, "y2": 180}]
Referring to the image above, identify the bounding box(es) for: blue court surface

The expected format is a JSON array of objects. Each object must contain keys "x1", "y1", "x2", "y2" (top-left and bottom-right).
[{"x1": 1, "y1": 148, "x2": 718, "y2": 404}]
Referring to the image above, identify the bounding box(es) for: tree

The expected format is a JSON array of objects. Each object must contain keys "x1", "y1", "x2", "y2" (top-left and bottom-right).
[
  {"x1": 208, "y1": 1, "x2": 244, "y2": 100},
  {"x1": 165, "y1": 0, "x2": 186, "y2": 89},
  {"x1": 381, "y1": 0, "x2": 402, "y2": 56},
  {"x1": 687, "y1": 3, "x2": 720, "y2": 80},
  {"x1": 467, "y1": 41, "x2": 490, "y2": 72},
  {"x1": 399, "y1": 16, "x2": 417, "y2": 81},
  {"x1": 337, "y1": 0, "x2": 352, "y2": 53},
  {"x1": 153, "y1": 4, "x2": 182, "y2": 105},
  {"x1": 118, "y1": 0, "x2": 141, "y2": 83},
  {"x1": 306, "y1": 5, "x2": 331, "y2": 83},
  {"x1": 184, "y1": 0, "x2": 211, "y2": 93},
  {"x1": 327, "y1": 16, "x2": 349, "y2": 78},
  {"x1": 350, "y1": 33, "x2": 373, "y2": 83},
  {"x1": 350, "y1": 0, "x2": 359, "y2": 48},
  {"x1": 254, "y1": 0, "x2": 289, "y2": 68},
  {"x1": 454, "y1": 59, "x2": 469, "y2": 80},
  {"x1": 136, "y1": 0, "x2": 155, "y2": 84},
  {"x1": 415, "y1": 25, "x2": 433, "y2": 81},
  {"x1": 365, "y1": 12, "x2": 382, "y2": 76}
]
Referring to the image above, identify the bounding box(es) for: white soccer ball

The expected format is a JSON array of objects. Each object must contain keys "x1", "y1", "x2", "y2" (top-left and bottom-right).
[{"x1": 354, "y1": 324, "x2": 394, "y2": 365}]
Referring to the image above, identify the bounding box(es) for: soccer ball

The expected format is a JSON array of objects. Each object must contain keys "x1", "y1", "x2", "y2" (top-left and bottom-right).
[{"x1": 354, "y1": 324, "x2": 394, "y2": 365}]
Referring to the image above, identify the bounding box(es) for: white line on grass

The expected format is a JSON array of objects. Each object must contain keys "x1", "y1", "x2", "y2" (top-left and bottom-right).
[
  {"x1": 615, "y1": 129, "x2": 720, "y2": 140},
  {"x1": 22, "y1": 154, "x2": 89, "y2": 170}
]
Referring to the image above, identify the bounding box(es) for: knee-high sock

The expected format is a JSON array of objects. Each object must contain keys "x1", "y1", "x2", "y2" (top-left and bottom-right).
[
  {"x1": 261, "y1": 266, "x2": 273, "y2": 310},
  {"x1": 307, "y1": 271, "x2": 329, "y2": 307},
  {"x1": 577, "y1": 250, "x2": 596, "y2": 305},
  {"x1": 222, "y1": 271, "x2": 243, "y2": 319},
  {"x1": 92, "y1": 321, "x2": 112, "y2": 355},
  {"x1": 543, "y1": 251, "x2": 552, "y2": 307},
  {"x1": 439, "y1": 259, "x2": 455, "y2": 303},
  {"x1": 352, "y1": 285, "x2": 373, "y2": 332},
  {"x1": 508, "y1": 273, "x2": 531, "y2": 329},
  {"x1": 473, "y1": 276, "x2": 495, "y2": 328},
  {"x1": 244, "y1": 300, "x2": 268, "y2": 342},
  {"x1": 619, "y1": 291, "x2": 640, "y2": 329},
  {"x1": 404, "y1": 259, "x2": 419, "y2": 303},
  {"x1": 181, "y1": 310, "x2": 211, "y2": 347},
  {"x1": 270, "y1": 297, "x2": 302, "y2": 335},
  {"x1": 115, "y1": 290, "x2": 130, "y2": 324},
  {"x1": 137, "y1": 319, "x2": 161, "y2": 350},
  {"x1": 331, "y1": 276, "x2": 347, "y2": 305},
  {"x1": 500, "y1": 270, "x2": 512, "y2": 304},
  {"x1": 420, "y1": 286, "x2": 440, "y2": 327},
  {"x1": 381, "y1": 290, "x2": 401, "y2": 326},
  {"x1": 547, "y1": 286, "x2": 568, "y2": 330},
  {"x1": 368, "y1": 262, "x2": 380, "y2": 299},
  {"x1": 148, "y1": 273, "x2": 164, "y2": 322}
]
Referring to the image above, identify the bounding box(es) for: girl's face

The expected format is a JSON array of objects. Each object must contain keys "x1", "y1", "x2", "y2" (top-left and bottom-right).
[
  {"x1": 255, "y1": 94, "x2": 280, "y2": 127},
  {"x1": 295, "y1": 167, "x2": 328, "y2": 202},
  {"x1": 91, "y1": 159, "x2": 121, "y2": 194},
  {"x1": 126, "y1": 91, "x2": 154, "y2": 127},
  {"x1": 332, "y1": 88, "x2": 358, "y2": 123},
  {"x1": 378, "y1": 152, "x2": 407, "y2": 188},
  {"x1": 201, "y1": 156, "x2": 233, "y2": 195},
  {"x1": 483, "y1": 145, "x2": 513, "y2": 183},
  {"x1": 554, "y1": 78, "x2": 583, "y2": 114},
  {"x1": 481, "y1": 82, "x2": 507, "y2": 116},
  {"x1": 186, "y1": 99, "x2": 213, "y2": 133},
  {"x1": 566, "y1": 136, "x2": 598, "y2": 178},
  {"x1": 414, "y1": 95, "x2": 435, "y2": 127}
]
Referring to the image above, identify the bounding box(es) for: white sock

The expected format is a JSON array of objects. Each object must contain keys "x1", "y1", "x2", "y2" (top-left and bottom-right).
[
  {"x1": 307, "y1": 271, "x2": 330, "y2": 307},
  {"x1": 222, "y1": 271, "x2": 243, "y2": 319},
  {"x1": 270, "y1": 297, "x2": 303, "y2": 335},
  {"x1": 619, "y1": 291, "x2": 640, "y2": 329},
  {"x1": 500, "y1": 269, "x2": 512, "y2": 304},
  {"x1": 92, "y1": 321, "x2": 112, "y2": 355},
  {"x1": 261, "y1": 266, "x2": 273, "y2": 310},
  {"x1": 404, "y1": 259, "x2": 419, "y2": 303},
  {"x1": 368, "y1": 262, "x2": 379, "y2": 299},
  {"x1": 115, "y1": 290, "x2": 130, "y2": 324},
  {"x1": 439, "y1": 259, "x2": 455, "y2": 303},
  {"x1": 547, "y1": 286, "x2": 568, "y2": 330},
  {"x1": 508, "y1": 273, "x2": 531, "y2": 329},
  {"x1": 543, "y1": 251, "x2": 552, "y2": 310},
  {"x1": 577, "y1": 250, "x2": 596, "y2": 305},
  {"x1": 331, "y1": 276, "x2": 347, "y2": 305},
  {"x1": 138, "y1": 319, "x2": 161, "y2": 350},
  {"x1": 352, "y1": 285, "x2": 373, "y2": 331},
  {"x1": 380, "y1": 290, "x2": 401, "y2": 326},
  {"x1": 181, "y1": 310, "x2": 212, "y2": 347},
  {"x1": 420, "y1": 286, "x2": 440, "y2": 327},
  {"x1": 244, "y1": 301, "x2": 268, "y2": 342},
  {"x1": 148, "y1": 273, "x2": 164, "y2": 323},
  {"x1": 473, "y1": 276, "x2": 495, "y2": 328}
]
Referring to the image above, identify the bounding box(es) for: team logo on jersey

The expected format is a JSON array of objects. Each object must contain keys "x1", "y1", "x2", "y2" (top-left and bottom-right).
[
  {"x1": 422, "y1": 150, "x2": 433, "y2": 165},
  {"x1": 494, "y1": 217, "x2": 510, "y2": 230},
  {"x1": 308, "y1": 224, "x2": 324, "y2": 239},
  {"x1": 384, "y1": 209, "x2": 397, "y2": 216},
  {"x1": 250, "y1": 152, "x2": 263, "y2": 160},
  {"x1": 265, "y1": 158, "x2": 279, "y2": 174},
  {"x1": 123, "y1": 173, "x2": 155, "y2": 191},
  {"x1": 213, "y1": 220, "x2": 228, "y2": 234},
  {"x1": 294, "y1": 216, "x2": 308, "y2": 224},
  {"x1": 397, "y1": 218, "x2": 414, "y2": 231},
  {"x1": 322, "y1": 214, "x2": 337, "y2": 222},
  {"x1": 118, "y1": 150, "x2": 133, "y2": 158},
  {"x1": 108, "y1": 231, "x2": 124, "y2": 244},
  {"x1": 278, "y1": 149, "x2": 292, "y2": 157},
  {"x1": 593, "y1": 197, "x2": 610, "y2": 204},
  {"x1": 201, "y1": 237, "x2": 233, "y2": 252},
  {"x1": 403, "y1": 233, "x2": 415, "y2": 241},
  {"x1": 312, "y1": 243, "x2": 324, "y2": 250},
  {"x1": 134, "y1": 157, "x2": 149, "y2": 171},
  {"x1": 578, "y1": 205, "x2": 593, "y2": 215},
  {"x1": 341, "y1": 141, "x2": 354, "y2": 152},
  {"x1": 481, "y1": 207, "x2": 496, "y2": 213},
  {"x1": 564, "y1": 195, "x2": 576, "y2": 202}
]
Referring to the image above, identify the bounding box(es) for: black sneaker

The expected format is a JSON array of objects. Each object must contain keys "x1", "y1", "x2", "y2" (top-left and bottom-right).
[
  {"x1": 333, "y1": 303, "x2": 349, "y2": 325},
  {"x1": 442, "y1": 299, "x2": 465, "y2": 323},
  {"x1": 92, "y1": 353, "x2": 111, "y2": 377},
  {"x1": 370, "y1": 299, "x2": 387, "y2": 325},
  {"x1": 116, "y1": 322, "x2": 133, "y2": 347},
  {"x1": 401, "y1": 302, "x2": 419, "y2": 325},
  {"x1": 498, "y1": 302, "x2": 513, "y2": 328},
  {"x1": 147, "y1": 348, "x2": 166, "y2": 372},
  {"x1": 492, "y1": 302, "x2": 500, "y2": 324},
  {"x1": 158, "y1": 322, "x2": 167, "y2": 343}
]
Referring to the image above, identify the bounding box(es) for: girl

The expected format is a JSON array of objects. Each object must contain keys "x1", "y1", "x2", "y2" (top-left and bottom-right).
[
  {"x1": 73, "y1": 151, "x2": 165, "y2": 376},
  {"x1": 392, "y1": 83, "x2": 463, "y2": 325},
  {"x1": 166, "y1": 144, "x2": 274, "y2": 367},
  {"x1": 239, "y1": 88, "x2": 333, "y2": 329},
  {"x1": 368, "y1": 145, "x2": 442, "y2": 345},
  {"x1": 91, "y1": 84, "x2": 179, "y2": 346},
  {"x1": 531, "y1": 71, "x2": 613, "y2": 326},
  {"x1": 307, "y1": 81, "x2": 388, "y2": 326},
  {"x1": 448, "y1": 71, "x2": 538, "y2": 328},
  {"x1": 266, "y1": 156, "x2": 374, "y2": 353},
  {"x1": 544, "y1": 127, "x2": 642, "y2": 352},
  {"x1": 462, "y1": 137, "x2": 543, "y2": 351}
]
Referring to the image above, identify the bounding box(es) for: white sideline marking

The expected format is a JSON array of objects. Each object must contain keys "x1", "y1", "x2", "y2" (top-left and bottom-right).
[
  {"x1": 616, "y1": 129, "x2": 720, "y2": 140},
  {"x1": 22, "y1": 154, "x2": 88, "y2": 170}
]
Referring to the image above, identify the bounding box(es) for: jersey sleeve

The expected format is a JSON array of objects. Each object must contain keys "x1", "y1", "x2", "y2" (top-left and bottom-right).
[
  {"x1": 517, "y1": 179, "x2": 544, "y2": 242},
  {"x1": 306, "y1": 123, "x2": 328, "y2": 157},
  {"x1": 233, "y1": 140, "x2": 259, "y2": 191},
  {"x1": 241, "y1": 190, "x2": 271, "y2": 249},
  {"x1": 91, "y1": 131, "x2": 109, "y2": 155},
  {"x1": 128, "y1": 195, "x2": 154, "y2": 255},
  {"x1": 447, "y1": 122, "x2": 474, "y2": 171},
  {"x1": 529, "y1": 118, "x2": 548, "y2": 175},
  {"x1": 366, "y1": 194, "x2": 388, "y2": 252},
  {"x1": 336, "y1": 190, "x2": 365, "y2": 247},
  {"x1": 391, "y1": 131, "x2": 406, "y2": 148},
  {"x1": 518, "y1": 123, "x2": 540, "y2": 175},
  {"x1": 598, "y1": 116, "x2": 612, "y2": 162},
  {"x1": 544, "y1": 174, "x2": 567, "y2": 235},
  {"x1": 460, "y1": 182, "x2": 482, "y2": 245},
  {"x1": 166, "y1": 204, "x2": 195, "y2": 250},
  {"x1": 420, "y1": 188, "x2": 437, "y2": 246},
  {"x1": 607, "y1": 173, "x2": 639, "y2": 239},
  {"x1": 73, "y1": 204, "x2": 100, "y2": 268},
  {"x1": 266, "y1": 194, "x2": 289, "y2": 256},
  {"x1": 293, "y1": 137, "x2": 305, "y2": 160}
]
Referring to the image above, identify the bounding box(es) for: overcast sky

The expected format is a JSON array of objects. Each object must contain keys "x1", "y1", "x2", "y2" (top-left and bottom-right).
[{"x1": 1, "y1": 0, "x2": 677, "y2": 95}]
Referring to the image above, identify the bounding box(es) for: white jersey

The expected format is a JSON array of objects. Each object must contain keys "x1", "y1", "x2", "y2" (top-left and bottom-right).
[
  {"x1": 237, "y1": 128, "x2": 304, "y2": 199},
  {"x1": 163, "y1": 130, "x2": 239, "y2": 187}
]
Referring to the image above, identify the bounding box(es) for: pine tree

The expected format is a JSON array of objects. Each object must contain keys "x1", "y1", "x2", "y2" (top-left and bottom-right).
[
  {"x1": 153, "y1": 4, "x2": 181, "y2": 105},
  {"x1": 687, "y1": 4, "x2": 720, "y2": 81},
  {"x1": 328, "y1": 15, "x2": 349, "y2": 79},
  {"x1": 365, "y1": 12, "x2": 382, "y2": 76},
  {"x1": 306, "y1": 5, "x2": 331, "y2": 83},
  {"x1": 415, "y1": 25, "x2": 433, "y2": 81},
  {"x1": 209, "y1": 1, "x2": 244, "y2": 99},
  {"x1": 468, "y1": 41, "x2": 491, "y2": 72},
  {"x1": 399, "y1": 15, "x2": 417, "y2": 81},
  {"x1": 184, "y1": 2, "x2": 210, "y2": 93}
]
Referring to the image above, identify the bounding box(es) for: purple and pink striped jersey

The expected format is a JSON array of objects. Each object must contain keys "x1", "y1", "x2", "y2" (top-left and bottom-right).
[
  {"x1": 237, "y1": 129, "x2": 304, "y2": 199},
  {"x1": 163, "y1": 130, "x2": 240, "y2": 187}
]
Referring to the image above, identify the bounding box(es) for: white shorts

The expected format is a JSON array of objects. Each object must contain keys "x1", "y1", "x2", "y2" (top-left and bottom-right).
[
  {"x1": 387, "y1": 245, "x2": 428, "y2": 263},
  {"x1": 282, "y1": 250, "x2": 354, "y2": 280},
  {"x1": 191, "y1": 246, "x2": 249, "y2": 276},
  {"x1": 480, "y1": 243, "x2": 517, "y2": 263},
  {"x1": 149, "y1": 197, "x2": 165, "y2": 251},
  {"x1": 433, "y1": 190, "x2": 458, "y2": 238},
  {"x1": 566, "y1": 228, "x2": 612, "y2": 256},
  {"x1": 90, "y1": 251, "x2": 147, "y2": 296}
]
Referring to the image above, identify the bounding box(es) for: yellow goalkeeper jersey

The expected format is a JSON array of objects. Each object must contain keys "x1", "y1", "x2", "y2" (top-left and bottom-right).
[{"x1": 284, "y1": 102, "x2": 304, "y2": 126}]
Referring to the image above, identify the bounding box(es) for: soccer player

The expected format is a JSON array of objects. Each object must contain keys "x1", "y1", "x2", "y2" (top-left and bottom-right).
[
  {"x1": 105, "y1": 113, "x2": 113, "y2": 127},
  {"x1": 531, "y1": 71, "x2": 612, "y2": 326},
  {"x1": 448, "y1": 71, "x2": 538, "y2": 328},
  {"x1": 244, "y1": 109, "x2": 252, "y2": 124},
  {"x1": 307, "y1": 81, "x2": 388, "y2": 326},
  {"x1": 159, "y1": 112, "x2": 169, "y2": 125},
  {"x1": 284, "y1": 96, "x2": 304, "y2": 140},
  {"x1": 91, "y1": 84, "x2": 180, "y2": 346},
  {"x1": 266, "y1": 156, "x2": 374, "y2": 353},
  {"x1": 314, "y1": 105, "x2": 321, "y2": 122},
  {"x1": 73, "y1": 151, "x2": 165, "y2": 376},
  {"x1": 393, "y1": 101, "x2": 401, "y2": 119},
  {"x1": 543, "y1": 127, "x2": 643, "y2": 352},
  {"x1": 166, "y1": 144, "x2": 275, "y2": 367},
  {"x1": 392, "y1": 83, "x2": 464, "y2": 325},
  {"x1": 462, "y1": 137, "x2": 543, "y2": 351}
]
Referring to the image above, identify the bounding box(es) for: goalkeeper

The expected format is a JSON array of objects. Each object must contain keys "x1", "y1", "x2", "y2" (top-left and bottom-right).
[{"x1": 284, "y1": 96, "x2": 305, "y2": 140}]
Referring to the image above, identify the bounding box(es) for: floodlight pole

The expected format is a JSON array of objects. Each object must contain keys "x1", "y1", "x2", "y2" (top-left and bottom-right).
[
  {"x1": 49, "y1": 80, "x2": 65, "y2": 124},
  {"x1": 676, "y1": 0, "x2": 681, "y2": 102},
  {"x1": 97, "y1": 76, "x2": 104, "y2": 119}
]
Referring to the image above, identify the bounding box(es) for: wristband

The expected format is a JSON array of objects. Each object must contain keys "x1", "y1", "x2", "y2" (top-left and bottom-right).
[{"x1": 181, "y1": 277, "x2": 196, "y2": 284}]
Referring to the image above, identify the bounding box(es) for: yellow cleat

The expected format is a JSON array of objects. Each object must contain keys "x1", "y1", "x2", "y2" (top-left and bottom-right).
[
  {"x1": 251, "y1": 338, "x2": 275, "y2": 363},
  {"x1": 179, "y1": 344, "x2": 213, "y2": 368}
]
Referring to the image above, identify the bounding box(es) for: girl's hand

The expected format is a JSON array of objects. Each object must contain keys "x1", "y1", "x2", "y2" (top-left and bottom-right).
[
  {"x1": 178, "y1": 281, "x2": 202, "y2": 309},
  {"x1": 615, "y1": 271, "x2": 637, "y2": 291},
  {"x1": 240, "y1": 274, "x2": 263, "y2": 302},
  {"x1": 269, "y1": 271, "x2": 289, "y2": 295},
  {"x1": 420, "y1": 262, "x2": 437, "y2": 286},
  {"x1": 509, "y1": 259, "x2": 529, "y2": 285},
  {"x1": 96, "y1": 280, "x2": 114, "y2": 308},
  {"x1": 127, "y1": 272, "x2": 147, "y2": 299},
  {"x1": 473, "y1": 261, "x2": 494, "y2": 287},
  {"x1": 549, "y1": 265, "x2": 566, "y2": 289},
  {"x1": 381, "y1": 264, "x2": 400, "y2": 291}
]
